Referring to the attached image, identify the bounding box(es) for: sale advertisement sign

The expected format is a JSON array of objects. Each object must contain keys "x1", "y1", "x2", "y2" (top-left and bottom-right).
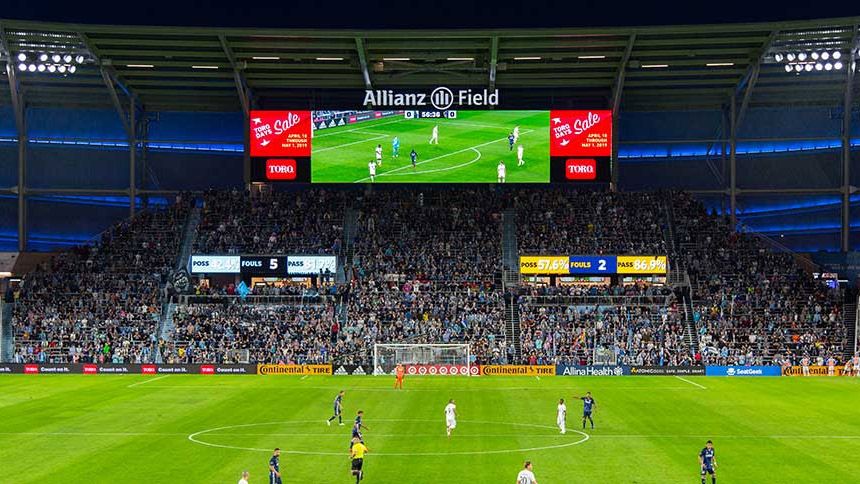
[
  {"x1": 550, "y1": 110, "x2": 612, "y2": 157},
  {"x1": 249, "y1": 110, "x2": 312, "y2": 157}
]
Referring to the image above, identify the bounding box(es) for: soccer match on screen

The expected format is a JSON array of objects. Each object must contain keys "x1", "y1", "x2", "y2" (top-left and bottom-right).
[{"x1": 1, "y1": 0, "x2": 860, "y2": 483}]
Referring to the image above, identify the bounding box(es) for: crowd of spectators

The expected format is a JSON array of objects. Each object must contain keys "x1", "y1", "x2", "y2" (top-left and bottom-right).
[
  {"x1": 193, "y1": 188, "x2": 345, "y2": 255},
  {"x1": 13, "y1": 196, "x2": 192, "y2": 363}
]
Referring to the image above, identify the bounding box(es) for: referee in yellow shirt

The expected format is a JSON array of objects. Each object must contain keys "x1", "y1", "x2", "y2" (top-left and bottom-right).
[{"x1": 350, "y1": 437, "x2": 369, "y2": 483}]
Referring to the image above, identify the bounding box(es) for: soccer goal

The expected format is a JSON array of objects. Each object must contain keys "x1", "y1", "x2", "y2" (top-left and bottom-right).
[{"x1": 373, "y1": 344, "x2": 471, "y2": 376}]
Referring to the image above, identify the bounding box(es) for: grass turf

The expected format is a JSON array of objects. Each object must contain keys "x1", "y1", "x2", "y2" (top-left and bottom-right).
[
  {"x1": 1, "y1": 375, "x2": 859, "y2": 483},
  {"x1": 310, "y1": 111, "x2": 550, "y2": 183}
]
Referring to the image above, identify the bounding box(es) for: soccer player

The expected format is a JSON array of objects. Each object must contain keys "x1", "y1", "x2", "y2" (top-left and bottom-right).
[
  {"x1": 392, "y1": 136, "x2": 400, "y2": 158},
  {"x1": 268, "y1": 448, "x2": 282, "y2": 484},
  {"x1": 327, "y1": 390, "x2": 345, "y2": 426},
  {"x1": 843, "y1": 359, "x2": 853, "y2": 377},
  {"x1": 375, "y1": 144, "x2": 383, "y2": 166},
  {"x1": 827, "y1": 356, "x2": 837, "y2": 376},
  {"x1": 516, "y1": 461, "x2": 538, "y2": 484},
  {"x1": 349, "y1": 437, "x2": 369, "y2": 483},
  {"x1": 368, "y1": 160, "x2": 377, "y2": 183},
  {"x1": 577, "y1": 392, "x2": 596, "y2": 429},
  {"x1": 351, "y1": 410, "x2": 369, "y2": 447},
  {"x1": 394, "y1": 363, "x2": 405, "y2": 389},
  {"x1": 853, "y1": 353, "x2": 860, "y2": 376},
  {"x1": 410, "y1": 148, "x2": 418, "y2": 168},
  {"x1": 557, "y1": 398, "x2": 567, "y2": 434},
  {"x1": 699, "y1": 440, "x2": 717, "y2": 484},
  {"x1": 429, "y1": 124, "x2": 439, "y2": 144},
  {"x1": 801, "y1": 355, "x2": 810, "y2": 376},
  {"x1": 497, "y1": 160, "x2": 506, "y2": 184},
  {"x1": 238, "y1": 471, "x2": 249, "y2": 484},
  {"x1": 517, "y1": 144, "x2": 525, "y2": 166},
  {"x1": 445, "y1": 399, "x2": 457, "y2": 438},
  {"x1": 508, "y1": 132, "x2": 515, "y2": 151},
  {"x1": 513, "y1": 125, "x2": 520, "y2": 144}
]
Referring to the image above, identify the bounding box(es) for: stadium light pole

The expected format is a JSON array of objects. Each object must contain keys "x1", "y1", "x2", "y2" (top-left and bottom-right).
[
  {"x1": 0, "y1": 23, "x2": 28, "y2": 251},
  {"x1": 218, "y1": 35, "x2": 253, "y2": 186},
  {"x1": 610, "y1": 34, "x2": 636, "y2": 191},
  {"x1": 489, "y1": 36, "x2": 499, "y2": 94},
  {"x1": 729, "y1": 93, "x2": 737, "y2": 227},
  {"x1": 355, "y1": 37, "x2": 372, "y2": 91},
  {"x1": 840, "y1": 25, "x2": 858, "y2": 252}
]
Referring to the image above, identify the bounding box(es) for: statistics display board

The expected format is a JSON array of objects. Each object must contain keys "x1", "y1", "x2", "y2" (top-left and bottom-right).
[
  {"x1": 249, "y1": 109, "x2": 612, "y2": 184},
  {"x1": 519, "y1": 255, "x2": 667, "y2": 275}
]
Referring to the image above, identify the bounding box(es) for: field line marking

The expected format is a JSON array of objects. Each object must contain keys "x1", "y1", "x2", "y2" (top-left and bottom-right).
[
  {"x1": 382, "y1": 148, "x2": 482, "y2": 177},
  {"x1": 354, "y1": 129, "x2": 534, "y2": 182},
  {"x1": 314, "y1": 134, "x2": 386, "y2": 153},
  {"x1": 127, "y1": 375, "x2": 170, "y2": 388},
  {"x1": 300, "y1": 375, "x2": 309, "y2": 380},
  {"x1": 675, "y1": 376, "x2": 707, "y2": 389},
  {"x1": 313, "y1": 118, "x2": 405, "y2": 138}
]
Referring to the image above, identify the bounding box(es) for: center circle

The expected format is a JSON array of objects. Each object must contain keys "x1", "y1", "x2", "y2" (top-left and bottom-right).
[{"x1": 188, "y1": 419, "x2": 589, "y2": 456}]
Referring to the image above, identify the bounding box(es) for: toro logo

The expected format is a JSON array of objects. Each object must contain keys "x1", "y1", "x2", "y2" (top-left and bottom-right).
[
  {"x1": 83, "y1": 364, "x2": 98, "y2": 374},
  {"x1": 24, "y1": 364, "x2": 39, "y2": 374},
  {"x1": 566, "y1": 159, "x2": 597, "y2": 180},
  {"x1": 266, "y1": 159, "x2": 297, "y2": 180},
  {"x1": 199, "y1": 365, "x2": 215, "y2": 375},
  {"x1": 141, "y1": 365, "x2": 157, "y2": 374}
]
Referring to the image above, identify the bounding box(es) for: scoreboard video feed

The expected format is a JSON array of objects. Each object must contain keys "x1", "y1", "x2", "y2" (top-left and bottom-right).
[{"x1": 249, "y1": 109, "x2": 612, "y2": 184}]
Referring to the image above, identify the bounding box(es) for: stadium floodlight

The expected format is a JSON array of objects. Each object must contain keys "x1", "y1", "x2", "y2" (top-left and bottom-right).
[
  {"x1": 513, "y1": 56, "x2": 541, "y2": 60},
  {"x1": 578, "y1": 55, "x2": 606, "y2": 59},
  {"x1": 786, "y1": 53, "x2": 796, "y2": 61},
  {"x1": 47, "y1": 65, "x2": 56, "y2": 72},
  {"x1": 27, "y1": 64, "x2": 36, "y2": 72},
  {"x1": 824, "y1": 62, "x2": 833, "y2": 71},
  {"x1": 785, "y1": 64, "x2": 793, "y2": 72},
  {"x1": 834, "y1": 61, "x2": 843, "y2": 70},
  {"x1": 446, "y1": 57, "x2": 474, "y2": 61},
  {"x1": 315, "y1": 57, "x2": 344, "y2": 61},
  {"x1": 832, "y1": 51, "x2": 841, "y2": 60},
  {"x1": 39, "y1": 53, "x2": 48, "y2": 62},
  {"x1": 641, "y1": 64, "x2": 669, "y2": 68},
  {"x1": 52, "y1": 54, "x2": 61, "y2": 63},
  {"x1": 58, "y1": 65, "x2": 66, "y2": 73},
  {"x1": 69, "y1": 65, "x2": 77, "y2": 73},
  {"x1": 252, "y1": 56, "x2": 280, "y2": 60},
  {"x1": 821, "y1": 52, "x2": 830, "y2": 60},
  {"x1": 126, "y1": 64, "x2": 155, "y2": 68},
  {"x1": 17, "y1": 53, "x2": 26, "y2": 62},
  {"x1": 706, "y1": 62, "x2": 734, "y2": 67},
  {"x1": 383, "y1": 57, "x2": 411, "y2": 61},
  {"x1": 798, "y1": 52, "x2": 807, "y2": 61},
  {"x1": 794, "y1": 64, "x2": 803, "y2": 72},
  {"x1": 804, "y1": 63, "x2": 813, "y2": 72},
  {"x1": 815, "y1": 63, "x2": 823, "y2": 71},
  {"x1": 75, "y1": 55, "x2": 84, "y2": 64},
  {"x1": 63, "y1": 54, "x2": 72, "y2": 63},
  {"x1": 811, "y1": 52, "x2": 820, "y2": 60},
  {"x1": 17, "y1": 63, "x2": 26, "y2": 71},
  {"x1": 191, "y1": 65, "x2": 219, "y2": 69},
  {"x1": 774, "y1": 53, "x2": 784, "y2": 62},
  {"x1": 37, "y1": 64, "x2": 46, "y2": 72}
]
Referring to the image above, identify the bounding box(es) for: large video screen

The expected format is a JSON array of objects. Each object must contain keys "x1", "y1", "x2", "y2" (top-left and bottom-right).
[{"x1": 249, "y1": 109, "x2": 611, "y2": 184}]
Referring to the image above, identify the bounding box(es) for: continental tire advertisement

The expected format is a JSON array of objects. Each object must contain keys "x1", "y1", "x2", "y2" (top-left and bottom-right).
[
  {"x1": 0, "y1": 363, "x2": 257, "y2": 374},
  {"x1": 256, "y1": 364, "x2": 333, "y2": 375},
  {"x1": 480, "y1": 365, "x2": 555, "y2": 376},
  {"x1": 781, "y1": 365, "x2": 846, "y2": 376}
]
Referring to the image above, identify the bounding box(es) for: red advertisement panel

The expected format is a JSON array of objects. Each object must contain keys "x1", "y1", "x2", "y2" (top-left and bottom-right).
[
  {"x1": 141, "y1": 364, "x2": 157, "y2": 374},
  {"x1": 249, "y1": 110, "x2": 312, "y2": 157},
  {"x1": 265, "y1": 159, "x2": 297, "y2": 180},
  {"x1": 24, "y1": 364, "x2": 39, "y2": 374},
  {"x1": 403, "y1": 364, "x2": 479, "y2": 376},
  {"x1": 565, "y1": 158, "x2": 598, "y2": 180},
  {"x1": 83, "y1": 364, "x2": 97, "y2": 374},
  {"x1": 550, "y1": 110, "x2": 612, "y2": 157},
  {"x1": 199, "y1": 365, "x2": 215, "y2": 375}
]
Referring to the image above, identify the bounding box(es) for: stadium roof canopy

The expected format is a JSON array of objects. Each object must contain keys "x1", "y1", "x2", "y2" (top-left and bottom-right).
[{"x1": 0, "y1": 16, "x2": 859, "y2": 112}]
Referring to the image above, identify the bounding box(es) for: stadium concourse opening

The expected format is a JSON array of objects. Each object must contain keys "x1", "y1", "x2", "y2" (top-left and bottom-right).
[{"x1": 1, "y1": 13, "x2": 860, "y2": 484}]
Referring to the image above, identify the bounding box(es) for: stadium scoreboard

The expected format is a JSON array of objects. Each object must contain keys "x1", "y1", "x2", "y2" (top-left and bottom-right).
[
  {"x1": 249, "y1": 106, "x2": 612, "y2": 184},
  {"x1": 519, "y1": 255, "x2": 668, "y2": 275}
]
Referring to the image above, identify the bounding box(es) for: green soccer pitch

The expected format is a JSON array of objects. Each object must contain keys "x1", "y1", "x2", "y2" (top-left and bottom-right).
[
  {"x1": 2, "y1": 375, "x2": 859, "y2": 483},
  {"x1": 310, "y1": 111, "x2": 550, "y2": 183}
]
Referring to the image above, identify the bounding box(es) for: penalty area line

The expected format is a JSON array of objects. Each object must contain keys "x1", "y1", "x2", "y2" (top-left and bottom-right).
[
  {"x1": 127, "y1": 375, "x2": 170, "y2": 388},
  {"x1": 674, "y1": 376, "x2": 707, "y2": 389}
]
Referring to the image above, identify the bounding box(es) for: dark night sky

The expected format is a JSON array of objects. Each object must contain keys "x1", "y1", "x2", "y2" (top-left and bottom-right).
[{"x1": 2, "y1": 0, "x2": 860, "y2": 29}]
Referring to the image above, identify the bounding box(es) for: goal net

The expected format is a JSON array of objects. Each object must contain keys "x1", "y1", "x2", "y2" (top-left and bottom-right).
[{"x1": 373, "y1": 344, "x2": 471, "y2": 376}]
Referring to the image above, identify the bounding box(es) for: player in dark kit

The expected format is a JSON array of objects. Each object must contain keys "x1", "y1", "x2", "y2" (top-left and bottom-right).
[
  {"x1": 351, "y1": 410, "x2": 370, "y2": 448},
  {"x1": 576, "y1": 392, "x2": 596, "y2": 429},
  {"x1": 699, "y1": 440, "x2": 717, "y2": 484},
  {"x1": 508, "y1": 132, "x2": 515, "y2": 151},
  {"x1": 327, "y1": 390, "x2": 345, "y2": 426},
  {"x1": 268, "y1": 448, "x2": 282, "y2": 484},
  {"x1": 410, "y1": 149, "x2": 418, "y2": 168}
]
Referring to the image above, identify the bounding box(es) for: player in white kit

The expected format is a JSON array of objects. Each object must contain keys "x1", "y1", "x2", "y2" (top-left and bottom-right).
[
  {"x1": 497, "y1": 160, "x2": 506, "y2": 183},
  {"x1": 368, "y1": 160, "x2": 377, "y2": 183},
  {"x1": 429, "y1": 125, "x2": 439, "y2": 144},
  {"x1": 375, "y1": 144, "x2": 383, "y2": 166},
  {"x1": 513, "y1": 125, "x2": 520, "y2": 144},
  {"x1": 445, "y1": 399, "x2": 457, "y2": 438},
  {"x1": 557, "y1": 398, "x2": 567, "y2": 434},
  {"x1": 517, "y1": 461, "x2": 538, "y2": 484},
  {"x1": 517, "y1": 144, "x2": 525, "y2": 166}
]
